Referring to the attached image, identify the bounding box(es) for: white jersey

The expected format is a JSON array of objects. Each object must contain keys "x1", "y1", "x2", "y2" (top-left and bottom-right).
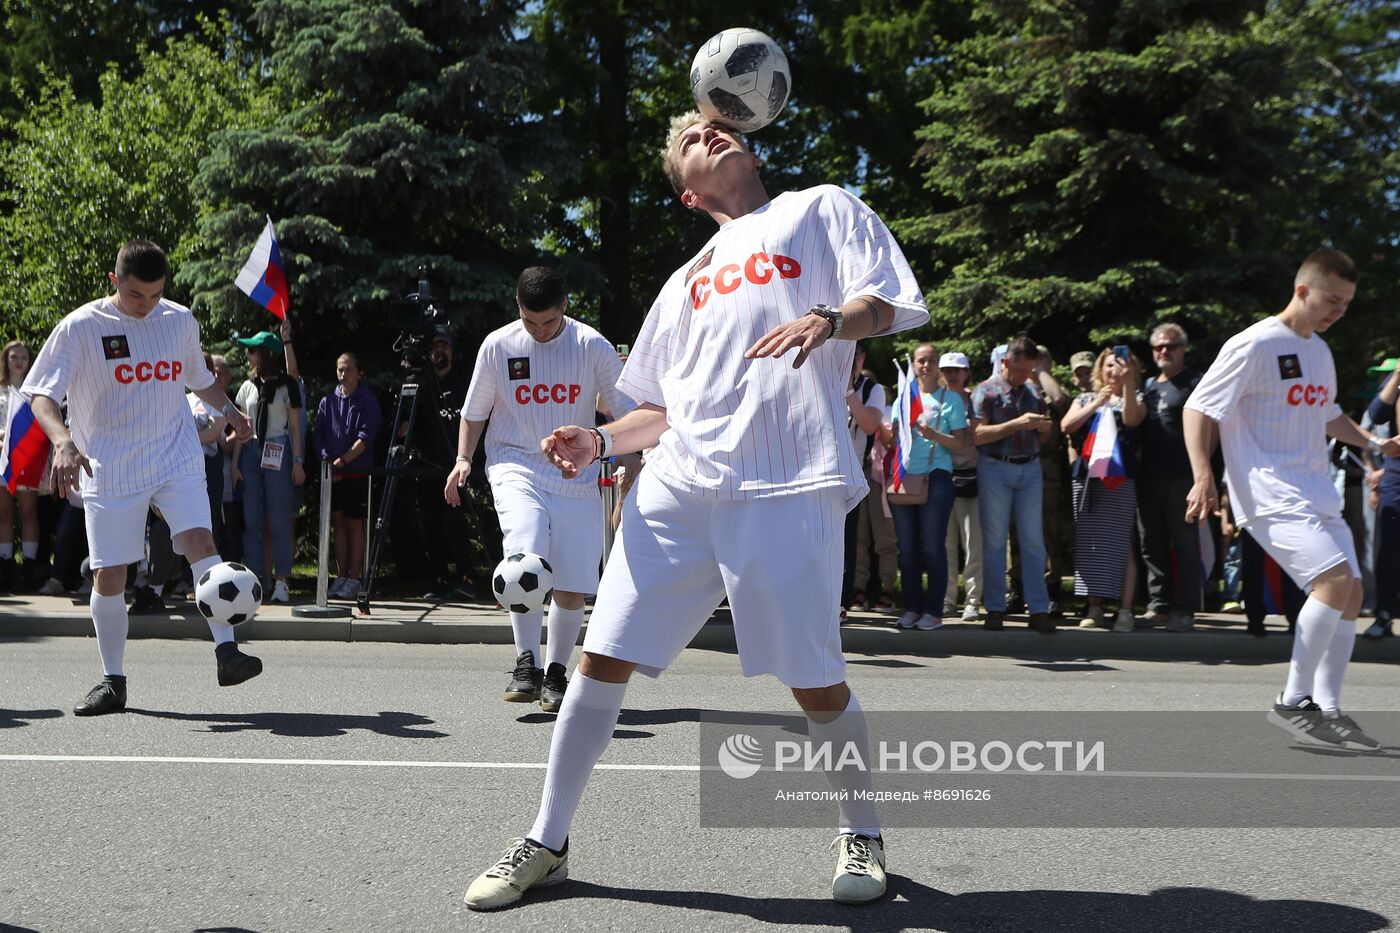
[
  {"x1": 620, "y1": 184, "x2": 927, "y2": 508},
  {"x1": 22, "y1": 297, "x2": 214, "y2": 497},
  {"x1": 462, "y1": 317, "x2": 635, "y2": 498},
  {"x1": 1185, "y1": 316, "x2": 1342, "y2": 524}
]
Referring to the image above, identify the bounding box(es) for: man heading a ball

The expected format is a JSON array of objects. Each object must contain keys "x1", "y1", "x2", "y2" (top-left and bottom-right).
[
  {"x1": 22, "y1": 240, "x2": 264, "y2": 716},
  {"x1": 444, "y1": 266, "x2": 635, "y2": 712},
  {"x1": 463, "y1": 115, "x2": 928, "y2": 909}
]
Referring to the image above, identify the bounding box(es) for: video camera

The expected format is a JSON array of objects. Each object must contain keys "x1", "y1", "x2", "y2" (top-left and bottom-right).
[{"x1": 395, "y1": 265, "x2": 449, "y2": 371}]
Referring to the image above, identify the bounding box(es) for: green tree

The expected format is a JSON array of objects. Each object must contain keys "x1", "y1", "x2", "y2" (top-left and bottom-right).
[
  {"x1": 0, "y1": 30, "x2": 277, "y2": 345},
  {"x1": 903, "y1": 0, "x2": 1400, "y2": 387}
]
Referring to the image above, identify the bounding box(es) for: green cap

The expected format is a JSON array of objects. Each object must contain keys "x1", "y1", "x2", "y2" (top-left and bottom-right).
[
  {"x1": 1070, "y1": 351, "x2": 1095, "y2": 371},
  {"x1": 235, "y1": 331, "x2": 283, "y2": 353},
  {"x1": 1367, "y1": 357, "x2": 1398, "y2": 375}
]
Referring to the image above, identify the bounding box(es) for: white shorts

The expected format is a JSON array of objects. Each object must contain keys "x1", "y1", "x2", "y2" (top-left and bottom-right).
[
  {"x1": 1246, "y1": 510, "x2": 1359, "y2": 589},
  {"x1": 84, "y1": 473, "x2": 211, "y2": 569},
  {"x1": 492, "y1": 478, "x2": 604, "y2": 594},
  {"x1": 582, "y1": 471, "x2": 847, "y2": 689}
]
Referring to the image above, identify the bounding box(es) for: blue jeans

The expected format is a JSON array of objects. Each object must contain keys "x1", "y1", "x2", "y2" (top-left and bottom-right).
[
  {"x1": 240, "y1": 436, "x2": 295, "y2": 581},
  {"x1": 890, "y1": 471, "x2": 955, "y2": 615},
  {"x1": 1222, "y1": 538, "x2": 1242, "y2": 602},
  {"x1": 978, "y1": 457, "x2": 1049, "y2": 613}
]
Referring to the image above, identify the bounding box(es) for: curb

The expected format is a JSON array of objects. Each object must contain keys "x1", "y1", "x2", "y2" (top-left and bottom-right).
[{"x1": 3, "y1": 596, "x2": 1398, "y2": 663}]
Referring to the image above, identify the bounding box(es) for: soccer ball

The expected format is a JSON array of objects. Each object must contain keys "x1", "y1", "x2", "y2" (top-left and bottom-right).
[
  {"x1": 195, "y1": 561, "x2": 262, "y2": 626},
  {"x1": 690, "y1": 27, "x2": 790, "y2": 133},
  {"x1": 493, "y1": 552, "x2": 554, "y2": 614}
]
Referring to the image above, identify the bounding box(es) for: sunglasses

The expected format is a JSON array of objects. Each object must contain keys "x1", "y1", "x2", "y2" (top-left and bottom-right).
[{"x1": 1151, "y1": 344, "x2": 1184, "y2": 352}]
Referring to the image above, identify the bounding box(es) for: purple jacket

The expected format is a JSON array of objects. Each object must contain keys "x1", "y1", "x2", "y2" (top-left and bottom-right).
[{"x1": 314, "y1": 385, "x2": 382, "y2": 475}]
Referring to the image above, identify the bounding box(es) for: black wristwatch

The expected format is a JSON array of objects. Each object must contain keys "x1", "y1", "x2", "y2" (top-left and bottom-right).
[{"x1": 807, "y1": 304, "x2": 843, "y2": 339}]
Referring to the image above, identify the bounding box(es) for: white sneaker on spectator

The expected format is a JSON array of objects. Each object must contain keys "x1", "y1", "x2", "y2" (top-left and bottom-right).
[
  {"x1": 38, "y1": 577, "x2": 67, "y2": 596},
  {"x1": 915, "y1": 613, "x2": 943, "y2": 631},
  {"x1": 896, "y1": 611, "x2": 919, "y2": 629},
  {"x1": 341, "y1": 578, "x2": 361, "y2": 599},
  {"x1": 270, "y1": 579, "x2": 291, "y2": 604},
  {"x1": 961, "y1": 605, "x2": 980, "y2": 622},
  {"x1": 1079, "y1": 605, "x2": 1106, "y2": 629},
  {"x1": 1112, "y1": 609, "x2": 1135, "y2": 633}
]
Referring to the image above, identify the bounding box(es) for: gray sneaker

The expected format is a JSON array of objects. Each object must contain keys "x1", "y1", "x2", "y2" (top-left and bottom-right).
[
  {"x1": 1328, "y1": 713, "x2": 1382, "y2": 752},
  {"x1": 1267, "y1": 695, "x2": 1354, "y2": 748},
  {"x1": 465, "y1": 837, "x2": 569, "y2": 910},
  {"x1": 831, "y1": 833, "x2": 886, "y2": 904}
]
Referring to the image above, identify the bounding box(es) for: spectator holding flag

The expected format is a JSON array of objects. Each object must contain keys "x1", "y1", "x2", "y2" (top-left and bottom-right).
[
  {"x1": 880, "y1": 343, "x2": 967, "y2": 629},
  {"x1": 1061, "y1": 348, "x2": 1145, "y2": 631},
  {"x1": 0, "y1": 339, "x2": 49, "y2": 592}
]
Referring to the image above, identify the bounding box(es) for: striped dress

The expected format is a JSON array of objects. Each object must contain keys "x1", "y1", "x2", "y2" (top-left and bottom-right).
[{"x1": 1069, "y1": 394, "x2": 1140, "y2": 599}]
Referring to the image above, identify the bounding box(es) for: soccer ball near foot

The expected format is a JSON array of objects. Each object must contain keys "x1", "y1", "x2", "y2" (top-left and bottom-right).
[
  {"x1": 195, "y1": 561, "x2": 262, "y2": 626},
  {"x1": 493, "y1": 553, "x2": 554, "y2": 614}
]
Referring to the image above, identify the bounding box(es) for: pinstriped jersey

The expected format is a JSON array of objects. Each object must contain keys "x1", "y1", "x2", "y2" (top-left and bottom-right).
[
  {"x1": 462, "y1": 317, "x2": 635, "y2": 498},
  {"x1": 619, "y1": 185, "x2": 928, "y2": 508},
  {"x1": 1185, "y1": 316, "x2": 1343, "y2": 524},
  {"x1": 22, "y1": 297, "x2": 214, "y2": 497}
]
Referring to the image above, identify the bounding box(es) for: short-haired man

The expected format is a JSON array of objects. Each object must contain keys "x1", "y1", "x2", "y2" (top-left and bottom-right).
[
  {"x1": 445, "y1": 267, "x2": 635, "y2": 711},
  {"x1": 22, "y1": 240, "x2": 261, "y2": 715},
  {"x1": 1138, "y1": 323, "x2": 1205, "y2": 632},
  {"x1": 972, "y1": 336, "x2": 1054, "y2": 632},
  {"x1": 1185, "y1": 248, "x2": 1400, "y2": 750},
  {"x1": 462, "y1": 115, "x2": 928, "y2": 909}
]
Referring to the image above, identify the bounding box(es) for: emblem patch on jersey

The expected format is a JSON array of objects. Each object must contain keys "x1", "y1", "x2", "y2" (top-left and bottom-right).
[
  {"x1": 508, "y1": 357, "x2": 530, "y2": 381},
  {"x1": 686, "y1": 247, "x2": 715, "y2": 283},
  {"x1": 101, "y1": 335, "x2": 131, "y2": 360},
  {"x1": 1277, "y1": 354, "x2": 1302, "y2": 380}
]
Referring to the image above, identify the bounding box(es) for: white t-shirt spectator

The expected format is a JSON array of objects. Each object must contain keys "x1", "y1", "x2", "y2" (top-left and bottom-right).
[
  {"x1": 1185, "y1": 316, "x2": 1343, "y2": 524},
  {"x1": 620, "y1": 185, "x2": 927, "y2": 508},
  {"x1": 22, "y1": 297, "x2": 213, "y2": 497}
]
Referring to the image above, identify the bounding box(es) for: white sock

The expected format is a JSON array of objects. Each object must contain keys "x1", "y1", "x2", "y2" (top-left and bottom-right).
[
  {"x1": 1282, "y1": 597, "x2": 1344, "y2": 706},
  {"x1": 528, "y1": 673, "x2": 627, "y2": 851},
  {"x1": 1313, "y1": 615, "x2": 1357, "y2": 713},
  {"x1": 90, "y1": 590, "x2": 129, "y2": 676},
  {"x1": 190, "y1": 555, "x2": 234, "y2": 646},
  {"x1": 21, "y1": 540, "x2": 37, "y2": 560},
  {"x1": 511, "y1": 609, "x2": 543, "y2": 667},
  {"x1": 0, "y1": 543, "x2": 12, "y2": 559},
  {"x1": 545, "y1": 604, "x2": 586, "y2": 669},
  {"x1": 807, "y1": 692, "x2": 881, "y2": 837}
]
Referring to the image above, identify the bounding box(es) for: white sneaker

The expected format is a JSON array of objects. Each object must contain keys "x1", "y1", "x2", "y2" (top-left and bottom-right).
[
  {"x1": 327, "y1": 577, "x2": 347, "y2": 598},
  {"x1": 270, "y1": 579, "x2": 291, "y2": 604},
  {"x1": 465, "y1": 837, "x2": 569, "y2": 910},
  {"x1": 896, "y1": 611, "x2": 919, "y2": 629},
  {"x1": 832, "y1": 833, "x2": 886, "y2": 903},
  {"x1": 915, "y1": 613, "x2": 943, "y2": 631},
  {"x1": 341, "y1": 578, "x2": 360, "y2": 599},
  {"x1": 38, "y1": 577, "x2": 66, "y2": 596},
  {"x1": 961, "y1": 605, "x2": 980, "y2": 622}
]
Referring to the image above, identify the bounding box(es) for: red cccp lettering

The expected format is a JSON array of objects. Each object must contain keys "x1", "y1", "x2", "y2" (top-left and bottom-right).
[
  {"x1": 113, "y1": 359, "x2": 184, "y2": 384},
  {"x1": 515, "y1": 384, "x2": 583, "y2": 405},
  {"x1": 688, "y1": 252, "x2": 804, "y2": 309}
]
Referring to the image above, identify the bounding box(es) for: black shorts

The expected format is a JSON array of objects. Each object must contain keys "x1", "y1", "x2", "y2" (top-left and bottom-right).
[{"x1": 331, "y1": 476, "x2": 369, "y2": 520}]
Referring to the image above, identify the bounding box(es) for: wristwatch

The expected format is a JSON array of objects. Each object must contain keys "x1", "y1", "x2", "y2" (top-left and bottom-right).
[
  {"x1": 807, "y1": 304, "x2": 843, "y2": 339},
  {"x1": 1368, "y1": 435, "x2": 1386, "y2": 457}
]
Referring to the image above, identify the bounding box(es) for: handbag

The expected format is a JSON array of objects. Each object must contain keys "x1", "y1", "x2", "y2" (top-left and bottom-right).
[
  {"x1": 951, "y1": 467, "x2": 978, "y2": 499},
  {"x1": 883, "y1": 388, "x2": 943, "y2": 506}
]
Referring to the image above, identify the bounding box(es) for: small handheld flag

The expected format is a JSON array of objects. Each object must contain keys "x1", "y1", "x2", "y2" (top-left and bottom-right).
[
  {"x1": 0, "y1": 388, "x2": 50, "y2": 494},
  {"x1": 887, "y1": 357, "x2": 924, "y2": 493},
  {"x1": 1081, "y1": 407, "x2": 1127, "y2": 490},
  {"x1": 234, "y1": 216, "x2": 290, "y2": 320}
]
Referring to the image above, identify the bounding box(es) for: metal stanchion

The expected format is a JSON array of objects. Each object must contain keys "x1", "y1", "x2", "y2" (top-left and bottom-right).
[{"x1": 292, "y1": 460, "x2": 351, "y2": 618}]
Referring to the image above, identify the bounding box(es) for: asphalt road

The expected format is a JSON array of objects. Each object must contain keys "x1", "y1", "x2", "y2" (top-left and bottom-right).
[{"x1": 1, "y1": 637, "x2": 1396, "y2": 933}]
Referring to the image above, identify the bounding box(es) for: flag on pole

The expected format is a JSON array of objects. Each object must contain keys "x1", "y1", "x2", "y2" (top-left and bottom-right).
[
  {"x1": 234, "y1": 216, "x2": 290, "y2": 320},
  {"x1": 1081, "y1": 407, "x2": 1127, "y2": 490},
  {"x1": 887, "y1": 357, "x2": 924, "y2": 494},
  {"x1": 0, "y1": 388, "x2": 50, "y2": 494}
]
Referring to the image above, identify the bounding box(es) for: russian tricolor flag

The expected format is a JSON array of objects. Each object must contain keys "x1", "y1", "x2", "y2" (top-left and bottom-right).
[
  {"x1": 0, "y1": 389, "x2": 50, "y2": 494},
  {"x1": 234, "y1": 216, "x2": 290, "y2": 320},
  {"x1": 887, "y1": 357, "x2": 924, "y2": 493},
  {"x1": 1081, "y1": 407, "x2": 1127, "y2": 490}
]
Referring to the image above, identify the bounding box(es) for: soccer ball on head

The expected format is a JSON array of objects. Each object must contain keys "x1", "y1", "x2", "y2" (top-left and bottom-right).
[
  {"x1": 493, "y1": 552, "x2": 554, "y2": 614},
  {"x1": 195, "y1": 561, "x2": 262, "y2": 626},
  {"x1": 690, "y1": 27, "x2": 790, "y2": 133}
]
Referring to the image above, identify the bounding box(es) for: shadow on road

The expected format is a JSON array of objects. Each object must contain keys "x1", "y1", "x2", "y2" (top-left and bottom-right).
[
  {"x1": 0, "y1": 708, "x2": 63, "y2": 729},
  {"x1": 532, "y1": 876, "x2": 1388, "y2": 932},
  {"x1": 616, "y1": 708, "x2": 807, "y2": 732},
  {"x1": 128, "y1": 709, "x2": 448, "y2": 739}
]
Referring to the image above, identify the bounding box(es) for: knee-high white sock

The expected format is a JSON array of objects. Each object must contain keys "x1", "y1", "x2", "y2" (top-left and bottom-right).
[
  {"x1": 545, "y1": 604, "x2": 586, "y2": 669},
  {"x1": 528, "y1": 673, "x2": 627, "y2": 850},
  {"x1": 190, "y1": 555, "x2": 234, "y2": 646},
  {"x1": 21, "y1": 540, "x2": 37, "y2": 560},
  {"x1": 1282, "y1": 597, "x2": 1344, "y2": 706},
  {"x1": 90, "y1": 591, "x2": 129, "y2": 676},
  {"x1": 807, "y1": 692, "x2": 881, "y2": 837},
  {"x1": 1313, "y1": 616, "x2": 1357, "y2": 713},
  {"x1": 511, "y1": 609, "x2": 543, "y2": 666}
]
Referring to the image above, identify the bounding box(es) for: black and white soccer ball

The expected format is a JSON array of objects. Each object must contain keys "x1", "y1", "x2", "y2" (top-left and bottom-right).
[
  {"x1": 195, "y1": 561, "x2": 262, "y2": 626},
  {"x1": 492, "y1": 552, "x2": 554, "y2": 614},
  {"x1": 691, "y1": 27, "x2": 790, "y2": 133}
]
